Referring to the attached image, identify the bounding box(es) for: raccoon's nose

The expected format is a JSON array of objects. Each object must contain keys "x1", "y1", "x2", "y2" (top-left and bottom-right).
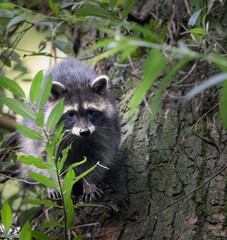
[{"x1": 79, "y1": 128, "x2": 90, "y2": 137}]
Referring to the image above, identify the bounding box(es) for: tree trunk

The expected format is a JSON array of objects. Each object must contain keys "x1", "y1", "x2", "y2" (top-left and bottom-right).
[
  {"x1": 46, "y1": 1, "x2": 227, "y2": 239},
  {"x1": 67, "y1": 59, "x2": 226, "y2": 239}
]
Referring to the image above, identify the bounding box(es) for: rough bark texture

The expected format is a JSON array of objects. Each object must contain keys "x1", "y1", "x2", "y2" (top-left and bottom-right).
[
  {"x1": 68, "y1": 60, "x2": 226, "y2": 240},
  {"x1": 42, "y1": 1, "x2": 227, "y2": 239},
  {"x1": 66, "y1": 3, "x2": 227, "y2": 239}
]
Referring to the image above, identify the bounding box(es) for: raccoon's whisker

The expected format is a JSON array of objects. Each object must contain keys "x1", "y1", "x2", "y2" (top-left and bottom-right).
[
  {"x1": 97, "y1": 161, "x2": 110, "y2": 170},
  {"x1": 60, "y1": 133, "x2": 75, "y2": 146}
]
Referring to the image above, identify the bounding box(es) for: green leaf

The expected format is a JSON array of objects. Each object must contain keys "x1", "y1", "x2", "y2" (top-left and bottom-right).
[
  {"x1": 116, "y1": 0, "x2": 127, "y2": 5},
  {"x1": 62, "y1": 169, "x2": 75, "y2": 230},
  {"x1": 45, "y1": 143, "x2": 59, "y2": 187},
  {"x1": 65, "y1": 198, "x2": 74, "y2": 231},
  {"x1": 23, "y1": 199, "x2": 60, "y2": 207},
  {"x1": 220, "y1": 80, "x2": 227, "y2": 130},
  {"x1": 41, "y1": 221, "x2": 62, "y2": 229},
  {"x1": 46, "y1": 99, "x2": 64, "y2": 132},
  {"x1": 19, "y1": 221, "x2": 31, "y2": 240},
  {"x1": 64, "y1": 157, "x2": 86, "y2": 173},
  {"x1": 110, "y1": 0, "x2": 118, "y2": 9},
  {"x1": 73, "y1": 236, "x2": 85, "y2": 240},
  {"x1": 49, "y1": 0, "x2": 59, "y2": 16},
  {"x1": 0, "y1": 3, "x2": 17, "y2": 9},
  {"x1": 119, "y1": 46, "x2": 137, "y2": 63},
  {"x1": 72, "y1": 164, "x2": 97, "y2": 185},
  {"x1": 20, "y1": 155, "x2": 52, "y2": 169},
  {"x1": 73, "y1": 203, "x2": 101, "y2": 208},
  {"x1": 184, "y1": 73, "x2": 227, "y2": 101},
  {"x1": 49, "y1": 120, "x2": 65, "y2": 146},
  {"x1": 150, "y1": 59, "x2": 190, "y2": 122},
  {"x1": 20, "y1": 155, "x2": 40, "y2": 165},
  {"x1": 62, "y1": 169, "x2": 75, "y2": 202},
  {"x1": 129, "y1": 49, "x2": 167, "y2": 119},
  {"x1": 53, "y1": 132, "x2": 65, "y2": 157},
  {"x1": 30, "y1": 70, "x2": 43, "y2": 104},
  {"x1": 36, "y1": 74, "x2": 52, "y2": 110},
  {"x1": 79, "y1": 6, "x2": 114, "y2": 20},
  {"x1": 0, "y1": 98, "x2": 36, "y2": 120},
  {"x1": 1, "y1": 202, "x2": 12, "y2": 231},
  {"x1": 29, "y1": 172, "x2": 57, "y2": 189},
  {"x1": 121, "y1": 0, "x2": 136, "y2": 20},
  {"x1": 51, "y1": 40, "x2": 69, "y2": 53},
  {"x1": 36, "y1": 111, "x2": 44, "y2": 127},
  {"x1": 57, "y1": 144, "x2": 72, "y2": 174},
  {"x1": 190, "y1": 28, "x2": 207, "y2": 35},
  {"x1": 188, "y1": 9, "x2": 202, "y2": 26},
  {"x1": 0, "y1": 76, "x2": 25, "y2": 97},
  {"x1": 6, "y1": 14, "x2": 31, "y2": 32},
  {"x1": 31, "y1": 231, "x2": 54, "y2": 240},
  {"x1": 0, "y1": 140, "x2": 4, "y2": 148},
  {"x1": 15, "y1": 125, "x2": 44, "y2": 140}
]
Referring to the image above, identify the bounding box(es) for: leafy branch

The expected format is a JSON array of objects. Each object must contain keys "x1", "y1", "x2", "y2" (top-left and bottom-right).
[{"x1": 0, "y1": 71, "x2": 98, "y2": 239}]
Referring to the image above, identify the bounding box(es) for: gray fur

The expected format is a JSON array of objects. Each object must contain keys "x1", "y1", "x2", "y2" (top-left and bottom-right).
[{"x1": 19, "y1": 58, "x2": 120, "y2": 202}]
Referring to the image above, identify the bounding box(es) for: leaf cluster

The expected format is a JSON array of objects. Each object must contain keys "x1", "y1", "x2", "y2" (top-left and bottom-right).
[{"x1": 0, "y1": 71, "x2": 99, "y2": 239}]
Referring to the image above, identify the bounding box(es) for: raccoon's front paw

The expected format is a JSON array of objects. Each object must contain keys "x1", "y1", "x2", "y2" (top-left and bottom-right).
[
  {"x1": 83, "y1": 183, "x2": 103, "y2": 203},
  {"x1": 47, "y1": 187, "x2": 60, "y2": 199}
]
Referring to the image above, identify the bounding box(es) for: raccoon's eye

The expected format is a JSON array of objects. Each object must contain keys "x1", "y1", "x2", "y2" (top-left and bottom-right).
[
  {"x1": 87, "y1": 109, "x2": 96, "y2": 115},
  {"x1": 67, "y1": 110, "x2": 76, "y2": 117}
]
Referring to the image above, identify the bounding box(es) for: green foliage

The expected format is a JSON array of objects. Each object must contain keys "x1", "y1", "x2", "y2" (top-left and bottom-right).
[
  {"x1": 29, "y1": 172, "x2": 57, "y2": 189},
  {"x1": 36, "y1": 74, "x2": 52, "y2": 110},
  {"x1": 36, "y1": 111, "x2": 44, "y2": 127},
  {"x1": 220, "y1": 80, "x2": 227, "y2": 129},
  {"x1": 31, "y1": 231, "x2": 54, "y2": 240},
  {"x1": 129, "y1": 49, "x2": 167, "y2": 119},
  {"x1": 23, "y1": 199, "x2": 60, "y2": 208},
  {"x1": 49, "y1": 0, "x2": 59, "y2": 17},
  {"x1": 121, "y1": 0, "x2": 136, "y2": 20},
  {"x1": 0, "y1": 76, "x2": 25, "y2": 97},
  {"x1": 1, "y1": 0, "x2": 227, "y2": 238},
  {"x1": 0, "y1": 71, "x2": 100, "y2": 239},
  {"x1": 1, "y1": 202, "x2": 12, "y2": 232},
  {"x1": 46, "y1": 99, "x2": 64, "y2": 132},
  {"x1": 150, "y1": 58, "x2": 191, "y2": 122},
  {"x1": 6, "y1": 14, "x2": 32, "y2": 33},
  {"x1": 19, "y1": 221, "x2": 31, "y2": 240},
  {"x1": 29, "y1": 70, "x2": 43, "y2": 104},
  {"x1": 20, "y1": 155, "x2": 52, "y2": 169},
  {"x1": 0, "y1": 98, "x2": 36, "y2": 120},
  {"x1": 15, "y1": 125, "x2": 44, "y2": 140}
]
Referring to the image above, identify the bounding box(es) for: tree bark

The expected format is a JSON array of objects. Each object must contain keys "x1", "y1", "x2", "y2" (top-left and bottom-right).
[
  {"x1": 60, "y1": 58, "x2": 226, "y2": 240},
  {"x1": 66, "y1": 2, "x2": 227, "y2": 239},
  {"x1": 35, "y1": 1, "x2": 227, "y2": 239}
]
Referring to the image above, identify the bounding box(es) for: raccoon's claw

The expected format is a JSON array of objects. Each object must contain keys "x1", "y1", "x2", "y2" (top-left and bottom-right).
[
  {"x1": 83, "y1": 183, "x2": 104, "y2": 203},
  {"x1": 47, "y1": 187, "x2": 60, "y2": 199}
]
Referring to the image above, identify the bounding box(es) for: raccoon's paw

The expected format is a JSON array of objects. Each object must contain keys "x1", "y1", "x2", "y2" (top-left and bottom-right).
[
  {"x1": 83, "y1": 183, "x2": 104, "y2": 203},
  {"x1": 47, "y1": 187, "x2": 60, "y2": 199}
]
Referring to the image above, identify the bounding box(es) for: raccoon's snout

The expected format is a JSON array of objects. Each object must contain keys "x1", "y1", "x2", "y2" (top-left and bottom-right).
[
  {"x1": 79, "y1": 128, "x2": 90, "y2": 137},
  {"x1": 72, "y1": 125, "x2": 95, "y2": 137}
]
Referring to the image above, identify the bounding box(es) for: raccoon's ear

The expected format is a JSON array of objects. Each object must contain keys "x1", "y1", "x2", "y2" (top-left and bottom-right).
[
  {"x1": 49, "y1": 81, "x2": 67, "y2": 101},
  {"x1": 91, "y1": 75, "x2": 108, "y2": 95}
]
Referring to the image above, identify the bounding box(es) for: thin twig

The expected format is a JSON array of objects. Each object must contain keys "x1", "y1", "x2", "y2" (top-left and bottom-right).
[
  {"x1": 170, "y1": 101, "x2": 220, "y2": 160},
  {"x1": 212, "y1": 38, "x2": 227, "y2": 55},
  {"x1": 171, "y1": 62, "x2": 197, "y2": 86},
  {"x1": 0, "y1": 173, "x2": 39, "y2": 184}
]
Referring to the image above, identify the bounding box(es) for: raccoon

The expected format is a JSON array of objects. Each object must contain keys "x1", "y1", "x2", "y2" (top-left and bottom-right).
[{"x1": 19, "y1": 58, "x2": 121, "y2": 202}]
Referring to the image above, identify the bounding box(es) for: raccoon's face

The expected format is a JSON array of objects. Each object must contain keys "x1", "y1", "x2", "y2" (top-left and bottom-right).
[{"x1": 48, "y1": 75, "x2": 115, "y2": 138}]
